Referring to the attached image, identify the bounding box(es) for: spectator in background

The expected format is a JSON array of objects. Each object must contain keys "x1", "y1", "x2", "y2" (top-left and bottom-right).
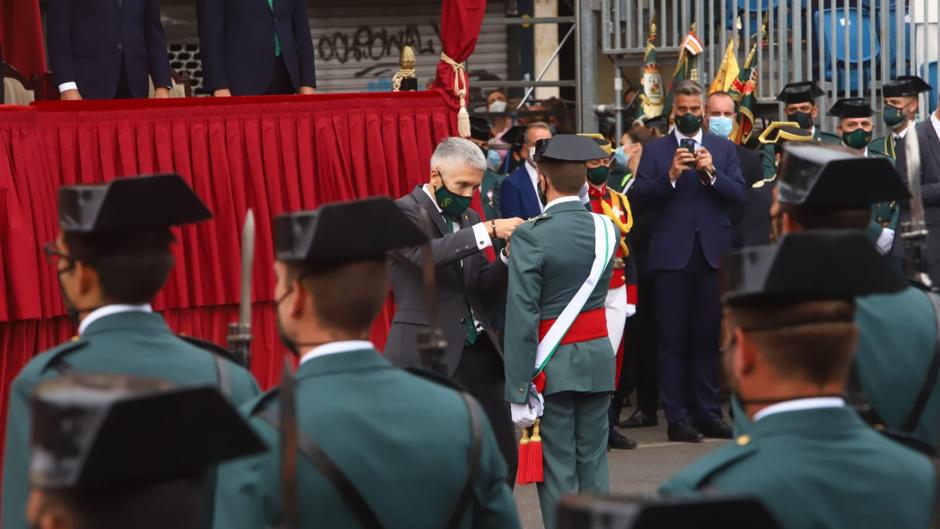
[
  {"x1": 198, "y1": 0, "x2": 316, "y2": 96},
  {"x1": 47, "y1": 0, "x2": 171, "y2": 100},
  {"x1": 609, "y1": 124, "x2": 658, "y2": 193},
  {"x1": 500, "y1": 122, "x2": 553, "y2": 220},
  {"x1": 629, "y1": 80, "x2": 745, "y2": 443},
  {"x1": 544, "y1": 97, "x2": 576, "y2": 134},
  {"x1": 487, "y1": 89, "x2": 513, "y2": 158}
]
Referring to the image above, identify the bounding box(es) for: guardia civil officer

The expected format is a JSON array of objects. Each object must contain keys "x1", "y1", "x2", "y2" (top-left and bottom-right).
[
  {"x1": 738, "y1": 144, "x2": 939, "y2": 454},
  {"x1": 661, "y1": 231, "x2": 937, "y2": 529},
  {"x1": 869, "y1": 75, "x2": 932, "y2": 159},
  {"x1": 26, "y1": 373, "x2": 264, "y2": 529},
  {"x1": 1, "y1": 174, "x2": 261, "y2": 529},
  {"x1": 504, "y1": 135, "x2": 620, "y2": 529},
  {"x1": 212, "y1": 198, "x2": 521, "y2": 529},
  {"x1": 760, "y1": 81, "x2": 840, "y2": 178}
]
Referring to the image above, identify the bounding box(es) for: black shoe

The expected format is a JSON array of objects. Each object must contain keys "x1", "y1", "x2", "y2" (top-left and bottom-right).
[
  {"x1": 620, "y1": 410, "x2": 658, "y2": 428},
  {"x1": 608, "y1": 430, "x2": 638, "y2": 450},
  {"x1": 694, "y1": 418, "x2": 733, "y2": 439},
  {"x1": 667, "y1": 418, "x2": 704, "y2": 443}
]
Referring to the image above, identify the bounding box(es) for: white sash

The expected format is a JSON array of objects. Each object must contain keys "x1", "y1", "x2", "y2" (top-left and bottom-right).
[{"x1": 532, "y1": 213, "x2": 616, "y2": 376}]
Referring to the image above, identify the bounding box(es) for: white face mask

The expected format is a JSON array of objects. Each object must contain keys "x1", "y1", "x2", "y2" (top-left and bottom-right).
[
  {"x1": 488, "y1": 100, "x2": 507, "y2": 113},
  {"x1": 527, "y1": 146, "x2": 537, "y2": 167}
]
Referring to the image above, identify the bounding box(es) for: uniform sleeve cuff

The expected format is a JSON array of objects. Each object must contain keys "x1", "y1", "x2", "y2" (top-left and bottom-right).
[
  {"x1": 58, "y1": 82, "x2": 78, "y2": 93},
  {"x1": 471, "y1": 222, "x2": 494, "y2": 250}
]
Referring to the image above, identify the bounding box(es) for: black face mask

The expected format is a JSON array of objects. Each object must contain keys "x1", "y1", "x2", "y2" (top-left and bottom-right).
[{"x1": 788, "y1": 110, "x2": 814, "y2": 130}]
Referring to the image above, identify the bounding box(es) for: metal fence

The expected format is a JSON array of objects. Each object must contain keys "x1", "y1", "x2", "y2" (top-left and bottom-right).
[{"x1": 601, "y1": 0, "x2": 940, "y2": 135}]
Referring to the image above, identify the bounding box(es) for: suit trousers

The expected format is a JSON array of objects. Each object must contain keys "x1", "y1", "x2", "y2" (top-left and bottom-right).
[
  {"x1": 652, "y1": 235, "x2": 722, "y2": 424},
  {"x1": 264, "y1": 55, "x2": 295, "y2": 95},
  {"x1": 453, "y1": 334, "x2": 517, "y2": 487},
  {"x1": 537, "y1": 391, "x2": 610, "y2": 529},
  {"x1": 623, "y1": 272, "x2": 659, "y2": 417}
]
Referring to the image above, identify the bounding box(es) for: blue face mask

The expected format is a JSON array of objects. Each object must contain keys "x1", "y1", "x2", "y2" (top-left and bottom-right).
[
  {"x1": 613, "y1": 146, "x2": 630, "y2": 169},
  {"x1": 486, "y1": 149, "x2": 502, "y2": 171},
  {"x1": 708, "y1": 116, "x2": 734, "y2": 138}
]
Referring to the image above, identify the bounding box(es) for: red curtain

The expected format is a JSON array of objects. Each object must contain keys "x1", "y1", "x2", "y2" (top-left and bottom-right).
[
  {"x1": 0, "y1": 0, "x2": 47, "y2": 78},
  {"x1": 430, "y1": 0, "x2": 488, "y2": 112},
  {"x1": 0, "y1": 92, "x2": 457, "y2": 464}
]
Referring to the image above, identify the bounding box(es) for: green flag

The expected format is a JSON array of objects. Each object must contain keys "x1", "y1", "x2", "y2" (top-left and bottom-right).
[
  {"x1": 637, "y1": 23, "x2": 665, "y2": 121},
  {"x1": 663, "y1": 24, "x2": 704, "y2": 118}
]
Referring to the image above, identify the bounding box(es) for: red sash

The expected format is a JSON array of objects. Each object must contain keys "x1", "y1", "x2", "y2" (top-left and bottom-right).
[{"x1": 533, "y1": 307, "x2": 608, "y2": 392}]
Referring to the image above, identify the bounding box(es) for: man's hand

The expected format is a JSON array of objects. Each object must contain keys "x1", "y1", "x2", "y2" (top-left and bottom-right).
[
  {"x1": 298, "y1": 86, "x2": 315, "y2": 95},
  {"x1": 668, "y1": 148, "x2": 696, "y2": 181},
  {"x1": 213, "y1": 89, "x2": 232, "y2": 97},
  {"x1": 493, "y1": 217, "x2": 524, "y2": 240},
  {"x1": 510, "y1": 402, "x2": 538, "y2": 428},
  {"x1": 60, "y1": 89, "x2": 82, "y2": 101},
  {"x1": 695, "y1": 147, "x2": 715, "y2": 174},
  {"x1": 152, "y1": 87, "x2": 170, "y2": 99}
]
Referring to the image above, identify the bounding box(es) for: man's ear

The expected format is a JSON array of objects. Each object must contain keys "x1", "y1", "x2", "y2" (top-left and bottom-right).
[
  {"x1": 811, "y1": 105, "x2": 819, "y2": 119},
  {"x1": 289, "y1": 278, "x2": 307, "y2": 319}
]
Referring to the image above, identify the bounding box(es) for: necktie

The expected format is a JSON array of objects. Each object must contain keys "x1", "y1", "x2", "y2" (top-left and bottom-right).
[
  {"x1": 267, "y1": 0, "x2": 281, "y2": 57},
  {"x1": 443, "y1": 215, "x2": 479, "y2": 346}
]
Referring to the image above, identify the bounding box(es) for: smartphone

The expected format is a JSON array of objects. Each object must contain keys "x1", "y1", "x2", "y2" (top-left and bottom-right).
[{"x1": 679, "y1": 139, "x2": 696, "y2": 168}]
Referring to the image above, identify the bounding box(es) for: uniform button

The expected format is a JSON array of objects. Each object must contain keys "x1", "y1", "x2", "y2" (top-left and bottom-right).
[
  {"x1": 459, "y1": 317, "x2": 466, "y2": 324},
  {"x1": 735, "y1": 435, "x2": 751, "y2": 446},
  {"x1": 518, "y1": 387, "x2": 525, "y2": 393}
]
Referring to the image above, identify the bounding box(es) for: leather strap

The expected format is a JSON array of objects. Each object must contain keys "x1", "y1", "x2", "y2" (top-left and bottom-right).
[
  {"x1": 258, "y1": 408, "x2": 386, "y2": 529},
  {"x1": 214, "y1": 354, "x2": 231, "y2": 399},
  {"x1": 904, "y1": 292, "x2": 940, "y2": 434}
]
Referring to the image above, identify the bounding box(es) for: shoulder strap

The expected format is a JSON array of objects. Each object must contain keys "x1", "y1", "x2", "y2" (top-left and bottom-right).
[
  {"x1": 904, "y1": 292, "x2": 940, "y2": 434},
  {"x1": 214, "y1": 355, "x2": 231, "y2": 399},
  {"x1": 258, "y1": 408, "x2": 386, "y2": 529},
  {"x1": 445, "y1": 391, "x2": 483, "y2": 529}
]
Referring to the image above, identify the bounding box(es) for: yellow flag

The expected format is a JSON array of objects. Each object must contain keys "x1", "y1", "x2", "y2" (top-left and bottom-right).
[{"x1": 709, "y1": 38, "x2": 740, "y2": 94}]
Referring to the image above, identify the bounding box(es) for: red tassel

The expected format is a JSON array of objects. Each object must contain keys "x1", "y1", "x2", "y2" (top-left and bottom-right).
[
  {"x1": 534, "y1": 371, "x2": 546, "y2": 394},
  {"x1": 526, "y1": 419, "x2": 544, "y2": 483},
  {"x1": 516, "y1": 427, "x2": 532, "y2": 485}
]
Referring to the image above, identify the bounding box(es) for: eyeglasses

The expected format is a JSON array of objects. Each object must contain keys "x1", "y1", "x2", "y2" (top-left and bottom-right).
[{"x1": 43, "y1": 242, "x2": 75, "y2": 271}]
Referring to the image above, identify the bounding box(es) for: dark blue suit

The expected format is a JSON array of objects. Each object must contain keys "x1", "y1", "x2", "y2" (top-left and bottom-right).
[
  {"x1": 629, "y1": 131, "x2": 745, "y2": 424},
  {"x1": 499, "y1": 164, "x2": 542, "y2": 220},
  {"x1": 198, "y1": 0, "x2": 317, "y2": 95},
  {"x1": 47, "y1": 0, "x2": 171, "y2": 100}
]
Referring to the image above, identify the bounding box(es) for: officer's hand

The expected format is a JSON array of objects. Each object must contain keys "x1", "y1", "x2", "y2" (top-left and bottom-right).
[
  {"x1": 298, "y1": 86, "x2": 315, "y2": 95},
  {"x1": 695, "y1": 147, "x2": 715, "y2": 174},
  {"x1": 510, "y1": 402, "x2": 537, "y2": 428},
  {"x1": 494, "y1": 217, "x2": 524, "y2": 240},
  {"x1": 213, "y1": 89, "x2": 232, "y2": 97},
  {"x1": 152, "y1": 87, "x2": 170, "y2": 99},
  {"x1": 60, "y1": 89, "x2": 82, "y2": 101},
  {"x1": 669, "y1": 148, "x2": 696, "y2": 181}
]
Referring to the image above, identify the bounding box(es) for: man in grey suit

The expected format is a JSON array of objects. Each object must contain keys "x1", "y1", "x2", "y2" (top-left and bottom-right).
[
  {"x1": 895, "y1": 94, "x2": 940, "y2": 284},
  {"x1": 386, "y1": 137, "x2": 523, "y2": 483}
]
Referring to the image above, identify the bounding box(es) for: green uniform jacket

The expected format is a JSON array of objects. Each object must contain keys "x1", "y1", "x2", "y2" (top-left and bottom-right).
[
  {"x1": 503, "y1": 199, "x2": 618, "y2": 404},
  {"x1": 863, "y1": 148, "x2": 902, "y2": 253},
  {"x1": 1, "y1": 311, "x2": 260, "y2": 529},
  {"x1": 868, "y1": 133, "x2": 901, "y2": 160},
  {"x1": 663, "y1": 407, "x2": 936, "y2": 529},
  {"x1": 732, "y1": 287, "x2": 940, "y2": 450},
  {"x1": 212, "y1": 348, "x2": 520, "y2": 529},
  {"x1": 761, "y1": 128, "x2": 841, "y2": 178}
]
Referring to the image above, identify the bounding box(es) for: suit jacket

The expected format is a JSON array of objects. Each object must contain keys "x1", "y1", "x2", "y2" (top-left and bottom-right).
[
  {"x1": 385, "y1": 187, "x2": 508, "y2": 379},
  {"x1": 503, "y1": 200, "x2": 617, "y2": 403},
  {"x1": 895, "y1": 120, "x2": 940, "y2": 281},
  {"x1": 629, "y1": 132, "x2": 746, "y2": 271},
  {"x1": 662, "y1": 407, "x2": 935, "y2": 529},
  {"x1": 1, "y1": 311, "x2": 260, "y2": 529},
  {"x1": 499, "y1": 164, "x2": 542, "y2": 220},
  {"x1": 198, "y1": 0, "x2": 317, "y2": 95},
  {"x1": 46, "y1": 0, "x2": 171, "y2": 99},
  {"x1": 213, "y1": 348, "x2": 520, "y2": 529},
  {"x1": 732, "y1": 145, "x2": 772, "y2": 248}
]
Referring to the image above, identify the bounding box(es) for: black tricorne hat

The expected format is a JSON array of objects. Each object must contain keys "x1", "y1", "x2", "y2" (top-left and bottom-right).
[
  {"x1": 29, "y1": 373, "x2": 265, "y2": 490},
  {"x1": 883, "y1": 76, "x2": 932, "y2": 98},
  {"x1": 533, "y1": 134, "x2": 608, "y2": 163},
  {"x1": 58, "y1": 173, "x2": 212, "y2": 233},
  {"x1": 720, "y1": 231, "x2": 907, "y2": 306},
  {"x1": 827, "y1": 98, "x2": 874, "y2": 119},
  {"x1": 274, "y1": 197, "x2": 427, "y2": 264},
  {"x1": 776, "y1": 144, "x2": 910, "y2": 208},
  {"x1": 469, "y1": 116, "x2": 491, "y2": 143},
  {"x1": 777, "y1": 81, "x2": 825, "y2": 105}
]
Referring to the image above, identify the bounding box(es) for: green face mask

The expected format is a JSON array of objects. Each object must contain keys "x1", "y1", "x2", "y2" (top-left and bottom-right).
[
  {"x1": 883, "y1": 105, "x2": 906, "y2": 128},
  {"x1": 675, "y1": 112, "x2": 703, "y2": 135},
  {"x1": 434, "y1": 181, "x2": 472, "y2": 218},
  {"x1": 787, "y1": 110, "x2": 814, "y2": 130},
  {"x1": 586, "y1": 166, "x2": 610, "y2": 185},
  {"x1": 842, "y1": 128, "x2": 873, "y2": 150}
]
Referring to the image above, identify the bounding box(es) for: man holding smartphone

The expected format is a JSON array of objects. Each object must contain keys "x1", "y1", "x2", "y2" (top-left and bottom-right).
[{"x1": 629, "y1": 80, "x2": 746, "y2": 443}]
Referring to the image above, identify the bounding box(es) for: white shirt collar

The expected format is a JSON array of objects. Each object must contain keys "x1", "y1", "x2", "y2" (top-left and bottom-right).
[
  {"x1": 931, "y1": 113, "x2": 940, "y2": 137},
  {"x1": 78, "y1": 304, "x2": 153, "y2": 335},
  {"x1": 894, "y1": 121, "x2": 914, "y2": 139},
  {"x1": 299, "y1": 340, "x2": 374, "y2": 366},
  {"x1": 674, "y1": 127, "x2": 704, "y2": 146},
  {"x1": 421, "y1": 184, "x2": 443, "y2": 213},
  {"x1": 753, "y1": 397, "x2": 845, "y2": 422},
  {"x1": 524, "y1": 162, "x2": 545, "y2": 213},
  {"x1": 543, "y1": 195, "x2": 581, "y2": 211}
]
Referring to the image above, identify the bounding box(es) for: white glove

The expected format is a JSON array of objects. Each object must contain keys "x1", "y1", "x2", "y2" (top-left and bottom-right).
[
  {"x1": 876, "y1": 228, "x2": 895, "y2": 255},
  {"x1": 510, "y1": 402, "x2": 538, "y2": 428}
]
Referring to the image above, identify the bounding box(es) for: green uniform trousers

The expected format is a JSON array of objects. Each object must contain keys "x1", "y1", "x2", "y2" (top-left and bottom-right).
[{"x1": 537, "y1": 390, "x2": 611, "y2": 529}]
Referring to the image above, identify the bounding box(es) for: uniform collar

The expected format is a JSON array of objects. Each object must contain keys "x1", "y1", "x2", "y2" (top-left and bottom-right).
[
  {"x1": 79, "y1": 304, "x2": 153, "y2": 336},
  {"x1": 299, "y1": 340, "x2": 375, "y2": 366},
  {"x1": 753, "y1": 397, "x2": 845, "y2": 422},
  {"x1": 588, "y1": 183, "x2": 607, "y2": 199},
  {"x1": 543, "y1": 195, "x2": 581, "y2": 211},
  {"x1": 295, "y1": 347, "x2": 389, "y2": 379},
  {"x1": 748, "y1": 405, "x2": 862, "y2": 439}
]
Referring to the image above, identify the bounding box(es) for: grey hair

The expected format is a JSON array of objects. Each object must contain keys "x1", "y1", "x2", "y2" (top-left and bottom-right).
[
  {"x1": 430, "y1": 137, "x2": 487, "y2": 173},
  {"x1": 673, "y1": 79, "x2": 705, "y2": 102}
]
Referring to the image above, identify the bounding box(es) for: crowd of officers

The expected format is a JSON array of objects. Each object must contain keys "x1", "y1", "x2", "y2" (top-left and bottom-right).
[{"x1": 1, "y1": 80, "x2": 939, "y2": 529}]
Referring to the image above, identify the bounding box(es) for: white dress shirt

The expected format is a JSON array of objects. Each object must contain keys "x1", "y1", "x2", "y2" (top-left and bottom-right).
[
  {"x1": 299, "y1": 340, "x2": 374, "y2": 366},
  {"x1": 524, "y1": 161, "x2": 545, "y2": 214},
  {"x1": 78, "y1": 304, "x2": 153, "y2": 336},
  {"x1": 753, "y1": 397, "x2": 845, "y2": 422},
  {"x1": 931, "y1": 113, "x2": 940, "y2": 143},
  {"x1": 671, "y1": 127, "x2": 715, "y2": 187},
  {"x1": 422, "y1": 184, "x2": 498, "y2": 253},
  {"x1": 894, "y1": 120, "x2": 914, "y2": 140}
]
